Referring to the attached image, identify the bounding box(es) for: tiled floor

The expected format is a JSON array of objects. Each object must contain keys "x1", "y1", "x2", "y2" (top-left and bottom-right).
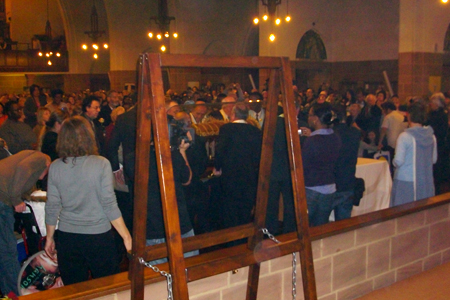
[{"x1": 357, "y1": 262, "x2": 450, "y2": 300}]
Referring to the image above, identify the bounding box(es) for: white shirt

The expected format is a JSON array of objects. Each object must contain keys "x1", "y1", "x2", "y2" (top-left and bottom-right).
[
  {"x1": 249, "y1": 109, "x2": 265, "y2": 128},
  {"x1": 381, "y1": 110, "x2": 407, "y2": 148}
]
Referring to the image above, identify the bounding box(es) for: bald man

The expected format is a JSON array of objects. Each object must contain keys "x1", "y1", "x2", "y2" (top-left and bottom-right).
[{"x1": 208, "y1": 97, "x2": 235, "y2": 121}]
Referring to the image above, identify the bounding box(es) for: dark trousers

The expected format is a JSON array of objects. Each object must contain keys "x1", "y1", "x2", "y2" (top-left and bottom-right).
[
  {"x1": 266, "y1": 178, "x2": 296, "y2": 235},
  {"x1": 56, "y1": 230, "x2": 119, "y2": 286}
]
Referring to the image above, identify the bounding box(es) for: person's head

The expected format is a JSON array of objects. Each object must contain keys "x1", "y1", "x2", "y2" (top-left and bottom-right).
[
  {"x1": 247, "y1": 92, "x2": 263, "y2": 112},
  {"x1": 36, "y1": 107, "x2": 51, "y2": 125},
  {"x1": 4, "y1": 101, "x2": 22, "y2": 121},
  {"x1": 429, "y1": 92, "x2": 445, "y2": 111},
  {"x1": 30, "y1": 84, "x2": 41, "y2": 98},
  {"x1": 45, "y1": 109, "x2": 69, "y2": 132},
  {"x1": 365, "y1": 94, "x2": 377, "y2": 106},
  {"x1": 57, "y1": 116, "x2": 98, "y2": 162},
  {"x1": 408, "y1": 102, "x2": 427, "y2": 125},
  {"x1": 221, "y1": 96, "x2": 236, "y2": 116},
  {"x1": 376, "y1": 90, "x2": 386, "y2": 103},
  {"x1": 346, "y1": 89, "x2": 355, "y2": 101},
  {"x1": 166, "y1": 100, "x2": 180, "y2": 117},
  {"x1": 391, "y1": 94, "x2": 400, "y2": 108},
  {"x1": 67, "y1": 95, "x2": 75, "y2": 105},
  {"x1": 107, "y1": 90, "x2": 120, "y2": 108},
  {"x1": 174, "y1": 111, "x2": 191, "y2": 127},
  {"x1": 381, "y1": 101, "x2": 396, "y2": 114},
  {"x1": 231, "y1": 102, "x2": 249, "y2": 121},
  {"x1": 306, "y1": 88, "x2": 314, "y2": 99},
  {"x1": 349, "y1": 103, "x2": 361, "y2": 117},
  {"x1": 367, "y1": 131, "x2": 377, "y2": 143},
  {"x1": 110, "y1": 106, "x2": 125, "y2": 124},
  {"x1": 317, "y1": 91, "x2": 327, "y2": 104},
  {"x1": 51, "y1": 89, "x2": 64, "y2": 105},
  {"x1": 191, "y1": 104, "x2": 208, "y2": 123},
  {"x1": 82, "y1": 96, "x2": 101, "y2": 120},
  {"x1": 308, "y1": 103, "x2": 335, "y2": 129},
  {"x1": 356, "y1": 90, "x2": 365, "y2": 103}
]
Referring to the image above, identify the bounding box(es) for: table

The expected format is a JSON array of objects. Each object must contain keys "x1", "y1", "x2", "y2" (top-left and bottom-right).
[{"x1": 352, "y1": 158, "x2": 392, "y2": 216}]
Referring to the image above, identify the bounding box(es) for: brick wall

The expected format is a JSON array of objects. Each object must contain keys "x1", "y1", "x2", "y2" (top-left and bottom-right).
[{"x1": 84, "y1": 204, "x2": 450, "y2": 300}]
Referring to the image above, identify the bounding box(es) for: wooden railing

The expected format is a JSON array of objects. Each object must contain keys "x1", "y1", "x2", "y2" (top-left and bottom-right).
[
  {"x1": 18, "y1": 192, "x2": 450, "y2": 300},
  {"x1": 0, "y1": 49, "x2": 68, "y2": 72}
]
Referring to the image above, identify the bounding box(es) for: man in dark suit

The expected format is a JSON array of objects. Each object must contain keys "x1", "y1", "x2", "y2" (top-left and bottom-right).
[
  {"x1": 213, "y1": 102, "x2": 261, "y2": 231},
  {"x1": 97, "y1": 90, "x2": 120, "y2": 127},
  {"x1": 106, "y1": 104, "x2": 137, "y2": 233},
  {"x1": 81, "y1": 96, "x2": 105, "y2": 155}
]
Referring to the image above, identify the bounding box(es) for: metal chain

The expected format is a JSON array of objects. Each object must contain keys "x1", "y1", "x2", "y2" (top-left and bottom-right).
[
  {"x1": 261, "y1": 228, "x2": 296, "y2": 300},
  {"x1": 139, "y1": 257, "x2": 173, "y2": 300},
  {"x1": 261, "y1": 228, "x2": 281, "y2": 244},
  {"x1": 292, "y1": 252, "x2": 297, "y2": 300}
]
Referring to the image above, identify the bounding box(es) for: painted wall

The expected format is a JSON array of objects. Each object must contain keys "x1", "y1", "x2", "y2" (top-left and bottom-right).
[
  {"x1": 399, "y1": 0, "x2": 450, "y2": 53},
  {"x1": 9, "y1": 0, "x2": 65, "y2": 44},
  {"x1": 260, "y1": 0, "x2": 400, "y2": 62}
]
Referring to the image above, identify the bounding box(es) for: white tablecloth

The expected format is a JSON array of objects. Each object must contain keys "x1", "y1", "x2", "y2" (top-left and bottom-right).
[{"x1": 352, "y1": 158, "x2": 392, "y2": 216}]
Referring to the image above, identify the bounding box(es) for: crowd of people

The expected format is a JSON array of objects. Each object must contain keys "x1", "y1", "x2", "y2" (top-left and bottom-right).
[{"x1": 0, "y1": 80, "x2": 448, "y2": 296}]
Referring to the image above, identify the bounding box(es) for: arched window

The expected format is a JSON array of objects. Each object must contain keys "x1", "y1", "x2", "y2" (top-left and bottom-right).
[
  {"x1": 296, "y1": 30, "x2": 327, "y2": 60},
  {"x1": 444, "y1": 23, "x2": 450, "y2": 52}
]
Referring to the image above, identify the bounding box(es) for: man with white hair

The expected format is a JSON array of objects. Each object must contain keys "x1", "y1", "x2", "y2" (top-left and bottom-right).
[
  {"x1": 428, "y1": 92, "x2": 449, "y2": 194},
  {"x1": 208, "y1": 96, "x2": 235, "y2": 121}
]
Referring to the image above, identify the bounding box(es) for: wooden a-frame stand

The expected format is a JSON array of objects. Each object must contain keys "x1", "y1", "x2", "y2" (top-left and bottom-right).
[{"x1": 129, "y1": 53, "x2": 317, "y2": 300}]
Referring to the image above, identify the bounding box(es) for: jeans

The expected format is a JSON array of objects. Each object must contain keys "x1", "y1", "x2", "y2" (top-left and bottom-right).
[
  {"x1": 0, "y1": 201, "x2": 20, "y2": 296},
  {"x1": 146, "y1": 229, "x2": 198, "y2": 265},
  {"x1": 332, "y1": 190, "x2": 354, "y2": 221},
  {"x1": 305, "y1": 189, "x2": 334, "y2": 227}
]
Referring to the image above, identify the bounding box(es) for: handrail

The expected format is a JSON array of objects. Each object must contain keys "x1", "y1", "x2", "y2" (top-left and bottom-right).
[{"x1": 19, "y1": 192, "x2": 450, "y2": 300}]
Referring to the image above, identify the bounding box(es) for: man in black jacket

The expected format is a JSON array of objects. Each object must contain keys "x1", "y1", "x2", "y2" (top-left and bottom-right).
[
  {"x1": 214, "y1": 103, "x2": 261, "y2": 231},
  {"x1": 333, "y1": 108, "x2": 361, "y2": 221}
]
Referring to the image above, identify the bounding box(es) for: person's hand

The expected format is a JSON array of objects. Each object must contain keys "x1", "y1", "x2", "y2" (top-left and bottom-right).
[
  {"x1": 44, "y1": 237, "x2": 57, "y2": 260},
  {"x1": 123, "y1": 236, "x2": 132, "y2": 252},
  {"x1": 299, "y1": 127, "x2": 311, "y2": 137},
  {"x1": 213, "y1": 168, "x2": 222, "y2": 176},
  {"x1": 114, "y1": 168, "x2": 125, "y2": 185},
  {"x1": 179, "y1": 139, "x2": 190, "y2": 151},
  {"x1": 14, "y1": 202, "x2": 26, "y2": 213},
  {"x1": 377, "y1": 144, "x2": 383, "y2": 151}
]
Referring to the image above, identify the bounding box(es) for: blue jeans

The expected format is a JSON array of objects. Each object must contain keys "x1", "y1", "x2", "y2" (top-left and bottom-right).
[
  {"x1": 305, "y1": 189, "x2": 334, "y2": 227},
  {"x1": 145, "y1": 229, "x2": 198, "y2": 265},
  {"x1": 333, "y1": 190, "x2": 354, "y2": 221},
  {"x1": 0, "y1": 201, "x2": 20, "y2": 296}
]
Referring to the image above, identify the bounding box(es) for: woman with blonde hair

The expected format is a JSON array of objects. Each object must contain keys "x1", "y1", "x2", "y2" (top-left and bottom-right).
[
  {"x1": 33, "y1": 107, "x2": 51, "y2": 138},
  {"x1": 44, "y1": 116, "x2": 132, "y2": 286}
]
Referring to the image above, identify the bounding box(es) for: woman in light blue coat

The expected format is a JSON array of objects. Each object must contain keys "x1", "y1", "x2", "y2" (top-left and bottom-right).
[{"x1": 391, "y1": 102, "x2": 437, "y2": 206}]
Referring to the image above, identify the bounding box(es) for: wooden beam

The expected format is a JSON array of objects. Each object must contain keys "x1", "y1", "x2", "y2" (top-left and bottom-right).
[
  {"x1": 147, "y1": 53, "x2": 189, "y2": 300},
  {"x1": 129, "y1": 54, "x2": 152, "y2": 300},
  {"x1": 280, "y1": 57, "x2": 317, "y2": 300}
]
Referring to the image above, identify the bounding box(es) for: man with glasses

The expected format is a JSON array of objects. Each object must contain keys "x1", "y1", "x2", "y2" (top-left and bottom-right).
[{"x1": 0, "y1": 102, "x2": 36, "y2": 154}]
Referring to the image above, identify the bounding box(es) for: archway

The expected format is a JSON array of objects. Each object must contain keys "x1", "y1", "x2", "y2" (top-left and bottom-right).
[{"x1": 296, "y1": 29, "x2": 327, "y2": 60}]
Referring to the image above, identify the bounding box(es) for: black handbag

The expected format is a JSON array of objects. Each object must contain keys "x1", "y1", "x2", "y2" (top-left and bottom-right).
[{"x1": 353, "y1": 178, "x2": 365, "y2": 206}]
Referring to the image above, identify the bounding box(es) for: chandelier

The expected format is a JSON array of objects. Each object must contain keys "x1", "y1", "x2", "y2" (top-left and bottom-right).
[
  {"x1": 253, "y1": 0, "x2": 291, "y2": 42},
  {"x1": 37, "y1": 0, "x2": 61, "y2": 66},
  {"x1": 81, "y1": 0, "x2": 109, "y2": 59},
  {"x1": 147, "y1": 0, "x2": 178, "y2": 53}
]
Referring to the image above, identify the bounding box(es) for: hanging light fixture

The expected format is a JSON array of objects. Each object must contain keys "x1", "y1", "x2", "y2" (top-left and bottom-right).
[
  {"x1": 81, "y1": 0, "x2": 109, "y2": 59},
  {"x1": 253, "y1": 0, "x2": 291, "y2": 42},
  {"x1": 37, "y1": 0, "x2": 61, "y2": 66},
  {"x1": 147, "y1": 0, "x2": 178, "y2": 53}
]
